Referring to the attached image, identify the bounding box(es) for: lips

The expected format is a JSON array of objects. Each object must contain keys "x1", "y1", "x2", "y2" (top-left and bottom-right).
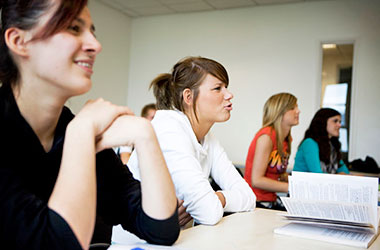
[
  {"x1": 75, "y1": 59, "x2": 94, "y2": 73},
  {"x1": 224, "y1": 103, "x2": 233, "y2": 111}
]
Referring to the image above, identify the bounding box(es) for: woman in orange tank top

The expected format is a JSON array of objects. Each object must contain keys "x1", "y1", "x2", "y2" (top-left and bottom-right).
[{"x1": 244, "y1": 92, "x2": 300, "y2": 210}]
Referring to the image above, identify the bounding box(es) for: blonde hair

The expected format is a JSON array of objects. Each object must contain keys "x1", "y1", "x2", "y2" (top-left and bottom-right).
[{"x1": 262, "y1": 92, "x2": 297, "y2": 157}]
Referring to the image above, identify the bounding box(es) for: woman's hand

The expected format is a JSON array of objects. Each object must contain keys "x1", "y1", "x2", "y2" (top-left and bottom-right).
[
  {"x1": 72, "y1": 98, "x2": 134, "y2": 138},
  {"x1": 177, "y1": 198, "x2": 192, "y2": 227},
  {"x1": 95, "y1": 115, "x2": 152, "y2": 153},
  {"x1": 279, "y1": 172, "x2": 289, "y2": 182}
]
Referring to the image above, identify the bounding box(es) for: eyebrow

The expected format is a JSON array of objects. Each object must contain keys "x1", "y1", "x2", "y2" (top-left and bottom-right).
[
  {"x1": 75, "y1": 17, "x2": 96, "y2": 32},
  {"x1": 215, "y1": 82, "x2": 226, "y2": 86}
]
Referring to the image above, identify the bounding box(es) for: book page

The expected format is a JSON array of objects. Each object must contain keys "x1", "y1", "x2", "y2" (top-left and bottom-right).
[
  {"x1": 288, "y1": 172, "x2": 379, "y2": 231},
  {"x1": 274, "y1": 223, "x2": 376, "y2": 248},
  {"x1": 281, "y1": 197, "x2": 373, "y2": 224},
  {"x1": 281, "y1": 217, "x2": 374, "y2": 233}
]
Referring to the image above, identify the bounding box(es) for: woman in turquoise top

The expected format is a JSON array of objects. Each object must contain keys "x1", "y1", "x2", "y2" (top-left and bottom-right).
[{"x1": 294, "y1": 108, "x2": 349, "y2": 174}]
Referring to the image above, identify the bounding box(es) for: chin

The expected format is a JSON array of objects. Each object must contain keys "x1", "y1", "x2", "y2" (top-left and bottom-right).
[
  {"x1": 74, "y1": 81, "x2": 92, "y2": 95},
  {"x1": 221, "y1": 114, "x2": 231, "y2": 122}
]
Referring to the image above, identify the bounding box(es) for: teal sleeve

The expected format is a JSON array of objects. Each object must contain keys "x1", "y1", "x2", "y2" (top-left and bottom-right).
[
  {"x1": 296, "y1": 139, "x2": 324, "y2": 173},
  {"x1": 337, "y1": 159, "x2": 350, "y2": 174}
]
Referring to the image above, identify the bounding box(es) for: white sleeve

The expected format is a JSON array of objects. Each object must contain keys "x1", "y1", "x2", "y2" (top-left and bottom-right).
[
  {"x1": 209, "y1": 137, "x2": 256, "y2": 212},
  {"x1": 159, "y1": 129, "x2": 224, "y2": 225}
]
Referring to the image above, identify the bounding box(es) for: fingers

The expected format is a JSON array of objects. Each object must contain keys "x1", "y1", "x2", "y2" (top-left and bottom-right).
[
  {"x1": 114, "y1": 104, "x2": 135, "y2": 116},
  {"x1": 177, "y1": 198, "x2": 192, "y2": 226},
  {"x1": 177, "y1": 198, "x2": 184, "y2": 207},
  {"x1": 76, "y1": 98, "x2": 136, "y2": 137},
  {"x1": 178, "y1": 204, "x2": 186, "y2": 216},
  {"x1": 95, "y1": 116, "x2": 151, "y2": 152},
  {"x1": 179, "y1": 212, "x2": 192, "y2": 227},
  {"x1": 178, "y1": 209, "x2": 189, "y2": 221}
]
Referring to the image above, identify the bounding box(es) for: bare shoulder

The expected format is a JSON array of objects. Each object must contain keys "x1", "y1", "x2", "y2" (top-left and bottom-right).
[{"x1": 256, "y1": 133, "x2": 273, "y2": 150}]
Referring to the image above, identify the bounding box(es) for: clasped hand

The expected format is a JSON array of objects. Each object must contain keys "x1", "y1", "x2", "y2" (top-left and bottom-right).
[{"x1": 73, "y1": 98, "x2": 153, "y2": 152}]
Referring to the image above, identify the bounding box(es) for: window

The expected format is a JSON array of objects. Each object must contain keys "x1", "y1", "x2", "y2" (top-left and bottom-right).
[{"x1": 321, "y1": 43, "x2": 354, "y2": 163}]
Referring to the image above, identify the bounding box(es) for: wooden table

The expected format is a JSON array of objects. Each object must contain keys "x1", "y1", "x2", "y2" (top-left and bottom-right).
[{"x1": 174, "y1": 208, "x2": 380, "y2": 250}]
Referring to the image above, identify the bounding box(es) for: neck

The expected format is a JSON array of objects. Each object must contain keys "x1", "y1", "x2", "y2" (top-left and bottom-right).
[
  {"x1": 13, "y1": 84, "x2": 67, "y2": 152},
  {"x1": 186, "y1": 111, "x2": 213, "y2": 143}
]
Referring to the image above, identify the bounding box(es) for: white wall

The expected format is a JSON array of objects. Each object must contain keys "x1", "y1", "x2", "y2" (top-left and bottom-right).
[
  {"x1": 65, "y1": 0, "x2": 132, "y2": 114},
  {"x1": 126, "y1": 0, "x2": 380, "y2": 166}
]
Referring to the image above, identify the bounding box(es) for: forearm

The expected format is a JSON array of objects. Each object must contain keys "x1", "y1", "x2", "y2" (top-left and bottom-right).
[
  {"x1": 252, "y1": 176, "x2": 288, "y2": 193},
  {"x1": 48, "y1": 121, "x2": 97, "y2": 249},
  {"x1": 218, "y1": 182, "x2": 256, "y2": 212},
  {"x1": 213, "y1": 164, "x2": 255, "y2": 212},
  {"x1": 135, "y1": 124, "x2": 176, "y2": 220}
]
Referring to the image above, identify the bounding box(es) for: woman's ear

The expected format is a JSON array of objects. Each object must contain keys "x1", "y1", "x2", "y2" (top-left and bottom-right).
[
  {"x1": 182, "y1": 88, "x2": 193, "y2": 106},
  {"x1": 4, "y1": 27, "x2": 30, "y2": 57}
]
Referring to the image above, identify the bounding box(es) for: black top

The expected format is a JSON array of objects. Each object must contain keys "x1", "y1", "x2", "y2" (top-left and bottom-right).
[{"x1": 0, "y1": 86, "x2": 179, "y2": 250}]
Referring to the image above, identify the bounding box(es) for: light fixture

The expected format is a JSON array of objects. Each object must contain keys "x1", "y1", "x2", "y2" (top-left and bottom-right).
[{"x1": 322, "y1": 44, "x2": 337, "y2": 49}]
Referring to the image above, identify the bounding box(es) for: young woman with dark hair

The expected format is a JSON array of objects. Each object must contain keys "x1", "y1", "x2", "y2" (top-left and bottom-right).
[
  {"x1": 0, "y1": 1, "x2": 179, "y2": 249},
  {"x1": 293, "y1": 108, "x2": 349, "y2": 174},
  {"x1": 127, "y1": 56, "x2": 256, "y2": 226}
]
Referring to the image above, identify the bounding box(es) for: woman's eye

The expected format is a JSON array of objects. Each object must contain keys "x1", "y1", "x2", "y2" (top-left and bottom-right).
[
  {"x1": 68, "y1": 25, "x2": 81, "y2": 33},
  {"x1": 213, "y1": 87, "x2": 221, "y2": 91}
]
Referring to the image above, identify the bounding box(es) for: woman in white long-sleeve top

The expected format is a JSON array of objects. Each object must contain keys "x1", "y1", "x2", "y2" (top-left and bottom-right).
[{"x1": 128, "y1": 56, "x2": 256, "y2": 226}]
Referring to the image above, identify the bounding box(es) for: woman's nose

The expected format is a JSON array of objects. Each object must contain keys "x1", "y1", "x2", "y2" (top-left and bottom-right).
[
  {"x1": 83, "y1": 32, "x2": 102, "y2": 55},
  {"x1": 224, "y1": 88, "x2": 233, "y2": 100}
]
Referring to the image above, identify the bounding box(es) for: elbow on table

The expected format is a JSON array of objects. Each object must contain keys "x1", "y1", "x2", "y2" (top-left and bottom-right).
[
  {"x1": 247, "y1": 192, "x2": 257, "y2": 210},
  {"x1": 193, "y1": 208, "x2": 223, "y2": 226},
  {"x1": 144, "y1": 226, "x2": 180, "y2": 246}
]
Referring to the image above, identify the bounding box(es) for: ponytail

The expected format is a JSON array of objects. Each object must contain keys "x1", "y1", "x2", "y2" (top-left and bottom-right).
[{"x1": 150, "y1": 73, "x2": 174, "y2": 110}]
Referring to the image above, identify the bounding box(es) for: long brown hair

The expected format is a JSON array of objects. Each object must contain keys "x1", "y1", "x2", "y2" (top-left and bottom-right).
[
  {"x1": 262, "y1": 92, "x2": 298, "y2": 157},
  {"x1": 150, "y1": 56, "x2": 229, "y2": 120},
  {"x1": 300, "y1": 108, "x2": 342, "y2": 164}
]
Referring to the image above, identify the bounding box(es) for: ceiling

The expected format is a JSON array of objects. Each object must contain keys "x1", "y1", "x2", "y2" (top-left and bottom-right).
[
  {"x1": 323, "y1": 44, "x2": 353, "y2": 60},
  {"x1": 94, "y1": 0, "x2": 337, "y2": 18}
]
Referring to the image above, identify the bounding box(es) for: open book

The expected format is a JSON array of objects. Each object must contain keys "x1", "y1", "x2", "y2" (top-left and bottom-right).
[{"x1": 274, "y1": 172, "x2": 380, "y2": 248}]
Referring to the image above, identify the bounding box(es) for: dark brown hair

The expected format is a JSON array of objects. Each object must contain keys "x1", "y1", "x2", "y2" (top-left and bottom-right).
[
  {"x1": 300, "y1": 108, "x2": 342, "y2": 164},
  {"x1": 150, "y1": 56, "x2": 229, "y2": 120},
  {"x1": 0, "y1": 0, "x2": 87, "y2": 88},
  {"x1": 141, "y1": 103, "x2": 156, "y2": 118}
]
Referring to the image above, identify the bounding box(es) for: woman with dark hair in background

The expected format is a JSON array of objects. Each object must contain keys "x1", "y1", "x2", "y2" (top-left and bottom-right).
[
  {"x1": 293, "y1": 108, "x2": 349, "y2": 174},
  {"x1": 0, "y1": 0, "x2": 179, "y2": 249},
  {"x1": 127, "y1": 56, "x2": 255, "y2": 226},
  {"x1": 245, "y1": 93, "x2": 300, "y2": 210}
]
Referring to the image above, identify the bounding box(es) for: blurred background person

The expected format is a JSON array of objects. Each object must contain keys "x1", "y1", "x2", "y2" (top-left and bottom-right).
[
  {"x1": 245, "y1": 93, "x2": 300, "y2": 211},
  {"x1": 293, "y1": 108, "x2": 349, "y2": 174}
]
